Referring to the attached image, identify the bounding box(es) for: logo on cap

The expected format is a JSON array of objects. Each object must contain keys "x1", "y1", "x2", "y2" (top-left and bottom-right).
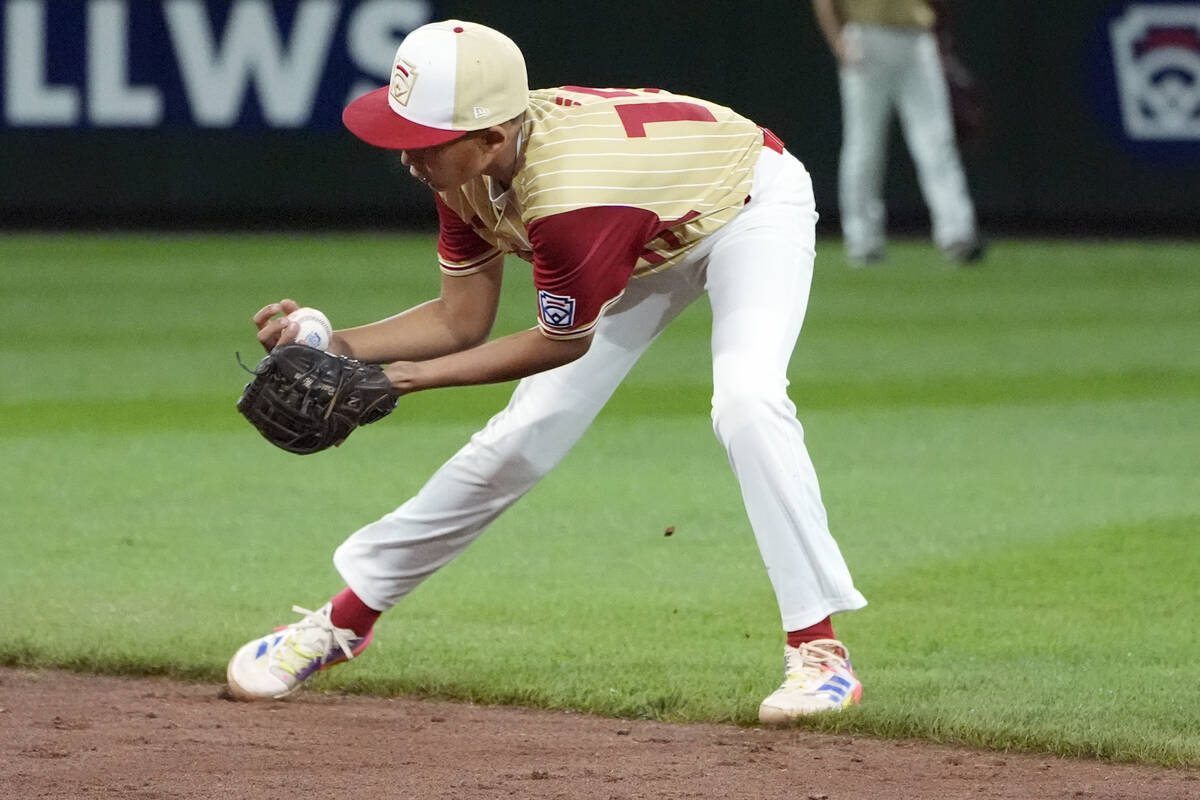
[{"x1": 390, "y1": 58, "x2": 419, "y2": 106}]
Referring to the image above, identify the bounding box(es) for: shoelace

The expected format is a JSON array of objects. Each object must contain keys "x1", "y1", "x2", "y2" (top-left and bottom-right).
[
  {"x1": 273, "y1": 605, "x2": 359, "y2": 676},
  {"x1": 784, "y1": 641, "x2": 848, "y2": 684}
]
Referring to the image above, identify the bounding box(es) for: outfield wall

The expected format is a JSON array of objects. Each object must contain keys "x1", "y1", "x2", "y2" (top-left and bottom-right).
[{"x1": 2, "y1": 0, "x2": 1198, "y2": 233}]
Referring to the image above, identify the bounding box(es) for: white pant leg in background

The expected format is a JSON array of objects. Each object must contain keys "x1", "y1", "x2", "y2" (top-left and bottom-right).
[
  {"x1": 837, "y1": 22, "x2": 895, "y2": 260},
  {"x1": 334, "y1": 262, "x2": 706, "y2": 611},
  {"x1": 699, "y1": 148, "x2": 867, "y2": 630},
  {"x1": 895, "y1": 30, "x2": 978, "y2": 250}
]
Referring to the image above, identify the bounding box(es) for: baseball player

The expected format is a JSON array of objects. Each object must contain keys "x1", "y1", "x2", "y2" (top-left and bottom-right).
[
  {"x1": 811, "y1": 0, "x2": 984, "y2": 265},
  {"x1": 227, "y1": 20, "x2": 867, "y2": 723}
]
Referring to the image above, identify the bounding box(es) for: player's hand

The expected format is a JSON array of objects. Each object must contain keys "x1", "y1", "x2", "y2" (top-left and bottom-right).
[{"x1": 253, "y1": 298, "x2": 302, "y2": 352}]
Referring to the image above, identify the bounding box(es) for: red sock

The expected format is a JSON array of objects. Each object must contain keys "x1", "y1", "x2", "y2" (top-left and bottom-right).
[
  {"x1": 328, "y1": 587, "x2": 381, "y2": 637},
  {"x1": 786, "y1": 616, "x2": 835, "y2": 648}
]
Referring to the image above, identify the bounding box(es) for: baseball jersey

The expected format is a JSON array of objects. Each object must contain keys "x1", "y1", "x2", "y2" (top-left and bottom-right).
[
  {"x1": 435, "y1": 86, "x2": 776, "y2": 339},
  {"x1": 834, "y1": 0, "x2": 935, "y2": 29}
]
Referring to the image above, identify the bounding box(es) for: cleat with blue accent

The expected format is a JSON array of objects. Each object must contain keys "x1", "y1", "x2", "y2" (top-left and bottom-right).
[
  {"x1": 226, "y1": 603, "x2": 372, "y2": 700},
  {"x1": 758, "y1": 639, "x2": 862, "y2": 724}
]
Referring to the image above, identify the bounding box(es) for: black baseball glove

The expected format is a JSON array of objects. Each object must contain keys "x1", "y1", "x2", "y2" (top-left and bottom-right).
[{"x1": 237, "y1": 344, "x2": 399, "y2": 454}]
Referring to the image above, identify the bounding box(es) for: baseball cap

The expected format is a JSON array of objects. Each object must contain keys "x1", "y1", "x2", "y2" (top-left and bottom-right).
[{"x1": 343, "y1": 20, "x2": 528, "y2": 150}]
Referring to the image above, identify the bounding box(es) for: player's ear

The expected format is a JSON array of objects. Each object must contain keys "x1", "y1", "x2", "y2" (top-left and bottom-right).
[{"x1": 476, "y1": 125, "x2": 510, "y2": 153}]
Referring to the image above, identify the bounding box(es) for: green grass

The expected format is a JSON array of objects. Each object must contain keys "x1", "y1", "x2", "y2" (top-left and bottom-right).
[{"x1": 1, "y1": 234, "x2": 1197, "y2": 766}]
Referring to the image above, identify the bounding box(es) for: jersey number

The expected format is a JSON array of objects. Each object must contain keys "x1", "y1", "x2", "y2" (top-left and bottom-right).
[
  {"x1": 559, "y1": 87, "x2": 719, "y2": 138},
  {"x1": 615, "y1": 101, "x2": 718, "y2": 137}
]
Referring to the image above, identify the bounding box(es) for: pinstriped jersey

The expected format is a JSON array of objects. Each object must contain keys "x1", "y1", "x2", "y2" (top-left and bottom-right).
[{"x1": 436, "y1": 86, "x2": 771, "y2": 338}]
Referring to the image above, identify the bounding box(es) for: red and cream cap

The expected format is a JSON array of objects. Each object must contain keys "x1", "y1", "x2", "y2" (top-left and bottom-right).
[{"x1": 342, "y1": 20, "x2": 528, "y2": 150}]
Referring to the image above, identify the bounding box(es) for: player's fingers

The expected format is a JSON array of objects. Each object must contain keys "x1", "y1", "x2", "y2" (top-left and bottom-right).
[
  {"x1": 253, "y1": 303, "x2": 281, "y2": 329},
  {"x1": 256, "y1": 317, "x2": 291, "y2": 352},
  {"x1": 252, "y1": 299, "x2": 300, "y2": 329},
  {"x1": 273, "y1": 320, "x2": 300, "y2": 349},
  {"x1": 256, "y1": 321, "x2": 280, "y2": 351}
]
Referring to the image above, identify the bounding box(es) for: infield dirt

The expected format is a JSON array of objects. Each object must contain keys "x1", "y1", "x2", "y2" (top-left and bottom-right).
[{"x1": 2, "y1": 668, "x2": 1195, "y2": 799}]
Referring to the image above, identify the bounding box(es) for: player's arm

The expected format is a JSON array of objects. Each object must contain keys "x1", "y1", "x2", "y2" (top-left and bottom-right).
[
  {"x1": 252, "y1": 263, "x2": 502, "y2": 361},
  {"x1": 811, "y1": 0, "x2": 848, "y2": 63},
  {"x1": 332, "y1": 194, "x2": 508, "y2": 361},
  {"x1": 263, "y1": 194, "x2": 501, "y2": 362},
  {"x1": 384, "y1": 327, "x2": 592, "y2": 393},
  {"x1": 382, "y1": 204, "x2": 660, "y2": 395},
  {"x1": 328, "y1": 261, "x2": 504, "y2": 363}
]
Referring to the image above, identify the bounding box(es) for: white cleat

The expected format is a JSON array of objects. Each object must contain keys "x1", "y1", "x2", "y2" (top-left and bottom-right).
[
  {"x1": 226, "y1": 603, "x2": 373, "y2": 701},
  {"x1": 758, "y1": 639, "x2": 862, "y2": 724}
]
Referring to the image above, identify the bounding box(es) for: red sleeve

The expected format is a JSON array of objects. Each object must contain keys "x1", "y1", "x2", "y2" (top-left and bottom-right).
[
  {"x1": 435, "y1": 194, "x2": 503, "y2": 275},
  {"x1": 527, "y1": 206, "x2": 661, "y2": 339}
]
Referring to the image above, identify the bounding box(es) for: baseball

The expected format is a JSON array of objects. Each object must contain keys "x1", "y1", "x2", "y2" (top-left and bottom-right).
[{"x1": 288, "y1": 307, "x2": 333, "y2": 351}]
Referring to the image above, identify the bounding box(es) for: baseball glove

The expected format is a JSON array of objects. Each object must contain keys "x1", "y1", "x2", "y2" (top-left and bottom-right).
[{"x1": 237, "y1": 344, "x2": 399, "y2": 455}]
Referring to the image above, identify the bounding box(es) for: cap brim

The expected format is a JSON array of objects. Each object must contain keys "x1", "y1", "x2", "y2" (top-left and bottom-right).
[{"x1": 342, "y1": 87, "x2": 467, "y2": 150}]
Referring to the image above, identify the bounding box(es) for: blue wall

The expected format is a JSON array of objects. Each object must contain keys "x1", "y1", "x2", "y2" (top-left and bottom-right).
[{"x1": 2, "y1": 0, "x2": 1198, "y2": 233}]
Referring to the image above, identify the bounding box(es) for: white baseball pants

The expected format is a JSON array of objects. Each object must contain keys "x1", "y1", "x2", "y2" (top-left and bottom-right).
[
  {"x1": 837, "y1": 23, "x2": 978, "y2": 259},
  {"x1": 334, "y1": 147, "x2": 867, "y2": 632}
]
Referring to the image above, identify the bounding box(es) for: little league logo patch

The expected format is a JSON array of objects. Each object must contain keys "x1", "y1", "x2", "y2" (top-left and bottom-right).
[
  {"x1": 1110, "y1": 3, "x2": 1200, "y2": 140},
  {"x1": 537, "y1": 290, "x2": 576, "y2": 328}
]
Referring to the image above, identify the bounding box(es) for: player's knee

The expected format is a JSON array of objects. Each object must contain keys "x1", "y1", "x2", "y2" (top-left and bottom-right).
[{"x1": 710, "y1": 385, "x2": 792, "y2": 443}]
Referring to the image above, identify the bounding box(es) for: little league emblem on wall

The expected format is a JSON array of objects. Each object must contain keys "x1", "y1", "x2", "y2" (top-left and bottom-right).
[
  {"x1": 1110, "y1": 3, "x2": 1200, "y2": 140},
  {"x1": 537, "y1": 290, "x2": 577, "y2": 329}
]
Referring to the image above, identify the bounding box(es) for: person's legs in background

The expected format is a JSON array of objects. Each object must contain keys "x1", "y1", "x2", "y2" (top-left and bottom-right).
[
  {"x1": 895, "y1": 29, "x2": 984, "y2": 264},
  {"x1": 837, "y1": 23, "x2": 897, "y2": 265}
]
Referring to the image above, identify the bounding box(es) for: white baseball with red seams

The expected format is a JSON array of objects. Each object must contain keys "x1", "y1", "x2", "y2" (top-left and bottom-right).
[{"x1": 288, "y1": 307, "x2": 332, "y2": 351}]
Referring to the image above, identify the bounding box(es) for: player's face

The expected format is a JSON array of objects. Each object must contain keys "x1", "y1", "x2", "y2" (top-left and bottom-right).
[{"x1": 400, "y1": 132, "x2": 491, "y2": 191}]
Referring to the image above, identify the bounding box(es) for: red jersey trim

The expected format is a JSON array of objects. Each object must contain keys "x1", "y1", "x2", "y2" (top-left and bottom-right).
[
  {"x1": 761, "y1": 127, "x2": 785, "y2": 154},
  {"x1": 439, "y1": 248, "x2": 503, "y2": 275},
  {"x1": 436, "y1": 193, "x2": 501, "y2": 274}
]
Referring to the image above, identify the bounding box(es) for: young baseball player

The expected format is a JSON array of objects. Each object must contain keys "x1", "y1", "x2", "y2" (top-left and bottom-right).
[{"x1": 227, "y1": 20, "x2": 868, "y2": 723}]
